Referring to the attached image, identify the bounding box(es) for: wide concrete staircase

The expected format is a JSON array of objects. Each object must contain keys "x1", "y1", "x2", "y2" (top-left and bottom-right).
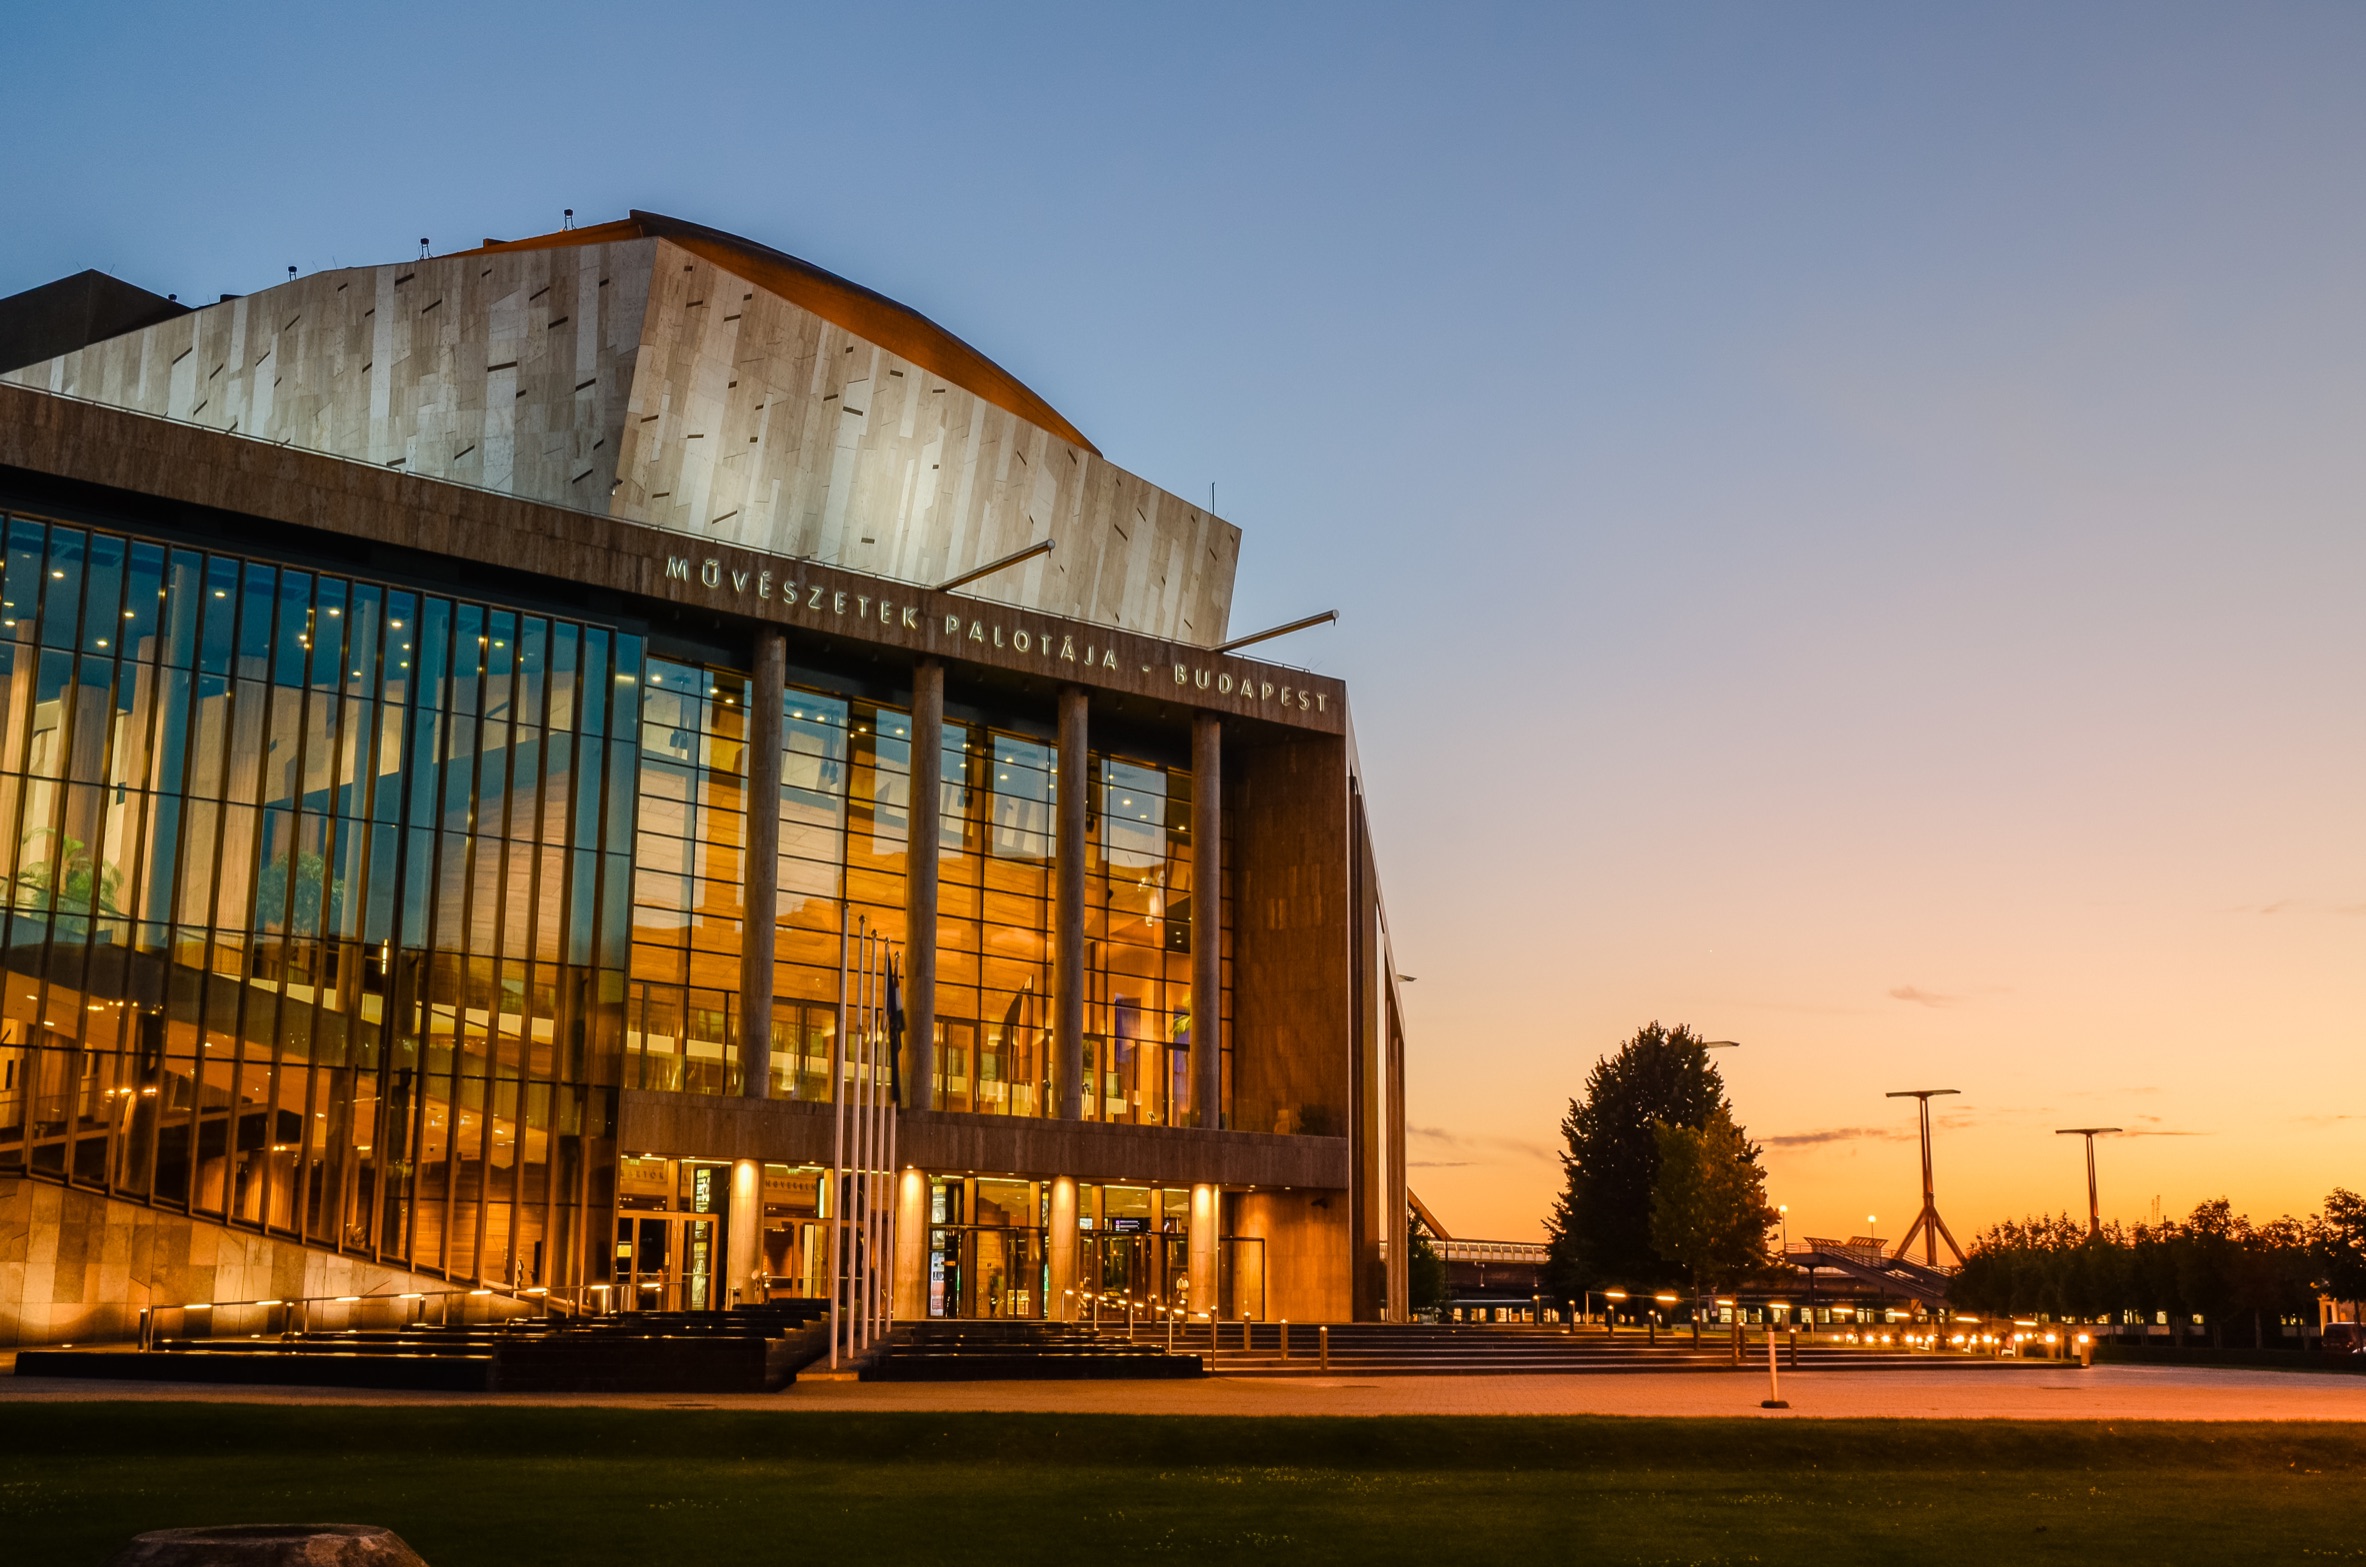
[
  {"x1": 17, "y1": 1301, "x2": 833, "y2": 1392},
  {"x1": 1107, "y1": 1321, "x2": 2040, "y2": 1377},
  {"x1": 858, "y1": 1319, "x2": 1205, "y2": 1381}
]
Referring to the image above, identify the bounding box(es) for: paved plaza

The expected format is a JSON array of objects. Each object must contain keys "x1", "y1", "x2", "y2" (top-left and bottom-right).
[{"x1": 5, "y1": 1357, "x2": 2362, "y2": 1420}]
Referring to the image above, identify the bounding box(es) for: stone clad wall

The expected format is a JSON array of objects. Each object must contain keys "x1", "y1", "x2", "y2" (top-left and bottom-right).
[
  {"x1": 1233, "y1": 1189, "x2": 1352, "y2": 1323},
  {"x1": 615, "y1": 241, "x2": 1237, "y2": 642},
  {"x1": 4, "y1": 237, "x2": 1239, "y2": 645},
  {"x1": 0, "y1": 243, "x2": 652, "y2": 506},
  {"x1": 0, "y1": 1179, "x2": 455, "y2": 1349}
]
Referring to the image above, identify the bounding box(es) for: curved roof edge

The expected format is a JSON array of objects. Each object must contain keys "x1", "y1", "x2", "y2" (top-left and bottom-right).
[{"x1": 469, "y1": 211, "x2": 1098, "y2": 455}]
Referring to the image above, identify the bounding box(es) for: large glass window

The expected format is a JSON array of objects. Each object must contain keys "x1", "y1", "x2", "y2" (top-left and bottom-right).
[
  {"x1": 0, "y1": 512, "x2": 637, "y2": 1298},
  {"x1": 624, "y1": 660, "x2": 1236, "y2": 1125}
]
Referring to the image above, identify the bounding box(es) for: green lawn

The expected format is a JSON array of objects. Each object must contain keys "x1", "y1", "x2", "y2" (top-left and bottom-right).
[{"x1": 4, "y1": 1404, "x2": 2362, "y2": 1566}]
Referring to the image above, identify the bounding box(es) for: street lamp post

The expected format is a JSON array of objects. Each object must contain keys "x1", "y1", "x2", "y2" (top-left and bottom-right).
[
  {"x1": 2055, "y1": 1127, "x2": 2123, "y2": 1236},
  {"x1": 1885, "y1": 1089, "x2": 1966, "y2": 1268}
]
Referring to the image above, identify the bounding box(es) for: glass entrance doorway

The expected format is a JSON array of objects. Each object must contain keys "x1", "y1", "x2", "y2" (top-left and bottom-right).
[
  {"x1": 612, "y1": 1156, "x2": 729, "y2": 1311},
  {"x1": 614, "y1": 1214, "x2": 717, "y2": 1311},
  {"x1": 1079, "y1": 1231, "x2": 1191, "y2": 1319},
  {"x1": 926, "y1": 1177, "x2": 1046, "y2": 1318},
  {"x1": 930, "y1": 1225, "x2": 1044, "y2": 1318}
]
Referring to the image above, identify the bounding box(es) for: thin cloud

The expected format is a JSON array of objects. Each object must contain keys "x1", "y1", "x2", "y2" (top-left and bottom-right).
[
  {"x1": 2238, "y1": 898, "x2": 2366, "y2": 917},
  {"x1": 1408, "y1": 1124, "x2": 1553, "y2": 1162},
  {"x1": 1762, "y1": 1125, "x2": 1912, "y2": 1148},
  {"x1": 1888, "y1": 986, "x2": 1956, "y2": 1008},
  {"x1": 2124, "y1": 1116, "x2": 2209, "y2": 1138}
]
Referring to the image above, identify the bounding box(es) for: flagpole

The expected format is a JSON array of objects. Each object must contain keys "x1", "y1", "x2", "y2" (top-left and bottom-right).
[
  {"x1": 868, "y1": 935, "x2": 884, "y2": 1344},
  {"x1": 863, "y1": 925, "x2": 880, "y2": 1349},
  {"x1": 829, "y1": 901, "x2": 847, "y2": 1368},
  {"x1": 861, "y1": 927, "x2": 880, "y2": 1353},
  {"x1": 870, "y1": 934, "x2": 887, "y2": 1342},
  {"x1": 883, "y1": 946, "x2": 899, "y2": 1333}
]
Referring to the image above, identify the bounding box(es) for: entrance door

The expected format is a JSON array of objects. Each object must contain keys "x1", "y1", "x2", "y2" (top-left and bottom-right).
[
  {"x1": 618, "y1": 1216, "x2": 669, "y2": 1310},
  {"x1": 926, "y1": 1225, "x2": 1045, "y2": 1318},
  {"x1": 614, "y1": 1215, "x2": 717, "y2": 1311},
  {"x1": 681, "y1": 1216, "x2": 715, "y2": 1310},
  {"x1": 1080, "y1": 1231, "x2": 1191, "y2": 1319}
]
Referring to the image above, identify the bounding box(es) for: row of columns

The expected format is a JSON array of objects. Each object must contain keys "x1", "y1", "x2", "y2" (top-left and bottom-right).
[
  {"x1": 738, "y1": 650, "x2": 1224, "y2": 1127},
  {"x1": 727, "y1": 641, "x2": 1228, "y2": 1316}
]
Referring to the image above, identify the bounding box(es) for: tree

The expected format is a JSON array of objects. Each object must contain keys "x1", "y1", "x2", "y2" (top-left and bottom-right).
[
  {"x1": 2174, "y1": 1198, "x2": 2247, "y2": 1349},
  {"x1": 1546, "y1": 1022, "x2": 1734, "y2": 1298},
  {"x1": 1650, "y1": 1105, "x2": 1776, "y2": 1288},
  {"x1": 256, "y1": 849, "x2": 341, "y2": 937},
  {"x1": 13, "y1": 830, "x2": 123, "y2": 916},
  {"x1": 2319, "y1": 1189, "x2": 2366, "y2": 1307},
  {"x1": 1953, "y1": 1198, "x2": 2334, "y2": 1344},
  {"x1": 1407, "y1": 1210, "x2": 1449, "y2": 1318}
]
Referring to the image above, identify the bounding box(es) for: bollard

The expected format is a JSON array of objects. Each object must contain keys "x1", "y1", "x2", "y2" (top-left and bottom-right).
[
  {"x1": 1281, "y1": 1319, "x2": 1291, "y2": 1360},
  {"x1": 1761, "y1": 1328, "x2": 1789, "y2": 1409},
  {"x1": 1788, "y1": 1327, "x2": 1799, "y2": 1370},
  {"x1": 1319, "y1": 1323, "x2": 1330, "y2": 1371}
]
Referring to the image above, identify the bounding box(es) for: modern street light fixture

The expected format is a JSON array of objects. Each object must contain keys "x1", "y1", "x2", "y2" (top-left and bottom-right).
[
  {"x1": 2055, "y1": 1127, "x2": 2123, "y2": 1235},
  {"x1": 1213, "y1": 609, "x2": 1339, "y2": 655},
  {"x1": 1885, "y1": 1089, "x2": 1966, "y2": 1267},
  {"x1": 936, "y1": 538, "x2": 1054, "y2": 593}
]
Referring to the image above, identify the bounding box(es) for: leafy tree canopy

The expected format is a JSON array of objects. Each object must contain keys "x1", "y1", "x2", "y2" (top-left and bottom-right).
[
  {"x1": 1407, "y1": 1209, "x2": 1449, "y2": 1317},
  {"x1": 1545, "y1": 1021, "x2": 1734, "y2": 1297},
  {"x1": 1952, "y1": 1194, "x2": 2357, "y2": 1340},
  {"x1": 2322, "y1": 1189, "x2": 2366, "y2": 1303},
  {"x1": 1650, "y1": 1105, "x2": 1777, "y2": 1288}
]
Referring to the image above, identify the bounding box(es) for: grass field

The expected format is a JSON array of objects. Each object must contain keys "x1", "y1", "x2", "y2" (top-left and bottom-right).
[{"x1": 5, "y1": 1404, "x2": 2362, "y2": 1566}]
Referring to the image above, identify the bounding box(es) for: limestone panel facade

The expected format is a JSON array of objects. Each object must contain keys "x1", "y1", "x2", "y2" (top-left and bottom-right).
[
  {"x1": 3, "y1": 230, "x2": 1238, "y2": 644},
  {"x1": 0, "y1": 1178, "x2": 457, "y2": 1349}
]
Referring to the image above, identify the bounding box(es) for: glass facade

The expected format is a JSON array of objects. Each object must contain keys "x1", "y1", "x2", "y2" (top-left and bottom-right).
[
  {"x1": 0, "y1": 508, "x2": 1240, "y2": 1307},
  {"x1": 0, "y1": 510, "x2": 636, "y2": 1292},
  {"x1": 626, "y1": 659, "x2": 1233, "y2": 1125}
]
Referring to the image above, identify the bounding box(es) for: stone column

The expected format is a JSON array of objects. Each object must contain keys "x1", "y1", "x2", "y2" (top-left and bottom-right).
[
  {"x1": 740, "y1": 628, "x2": 785, "y2": 1098},
  {"x1": 905, "y1": 660, "x2": 943, "y2": 1110},
  {"x1": 1055, "y1": 686, "x2": 1088, "y2": 1121},
  {"x1": 1048, "y1": 1175, "x2": 1079, "y2": 1319},
  {"x1": 894, "y1": 1167, "x2": 929, "y2": 1320},
  {"x1": 1188, "y1": 1182, "x2": 1220, "y2": 1322},
  {"x1": 728, "y1": 1158, "x2": 764, "y2": 1307},
  {"x1": 1191, "y1": 714, "x2": 1222, "y2": 1128}
]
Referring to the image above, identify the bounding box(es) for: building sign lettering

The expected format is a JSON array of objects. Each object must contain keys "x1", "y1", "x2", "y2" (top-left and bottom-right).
[{"x1": 664, "y1": 553, "x2": 1329, "y2": 716}]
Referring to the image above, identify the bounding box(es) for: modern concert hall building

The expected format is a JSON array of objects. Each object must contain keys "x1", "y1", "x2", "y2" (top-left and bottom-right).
[{"x1": 0, "y1": 214, "x2": 1410, "y2": 1348}]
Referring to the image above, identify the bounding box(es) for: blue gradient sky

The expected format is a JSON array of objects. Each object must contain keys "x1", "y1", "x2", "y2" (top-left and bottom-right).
[{"x1": 8, "y1": 3, "x2": 2361, "y2": 1240}]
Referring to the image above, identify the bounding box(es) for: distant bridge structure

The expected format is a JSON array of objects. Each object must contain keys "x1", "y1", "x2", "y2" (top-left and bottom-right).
[{"x1": 1788, "y1": 1236, "x2": 1953, "y2": 1306}]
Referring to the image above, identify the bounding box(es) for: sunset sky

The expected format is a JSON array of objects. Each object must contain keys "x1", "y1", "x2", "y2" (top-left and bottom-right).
[{"x1": 8, "y1": 3, "x2": 2359, "y2": 1243}]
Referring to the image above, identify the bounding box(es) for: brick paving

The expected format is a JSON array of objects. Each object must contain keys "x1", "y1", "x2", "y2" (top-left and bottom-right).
[{"x1": 4, "y1": 1354, "x2": 2363, "y2": 1419}]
